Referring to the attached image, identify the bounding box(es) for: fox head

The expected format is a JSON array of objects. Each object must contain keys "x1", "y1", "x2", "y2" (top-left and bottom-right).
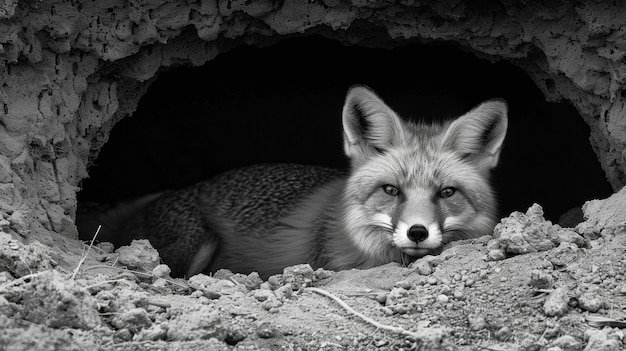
[{"x1": 340, "y1": 85, "x2": 507, "y2": 261}]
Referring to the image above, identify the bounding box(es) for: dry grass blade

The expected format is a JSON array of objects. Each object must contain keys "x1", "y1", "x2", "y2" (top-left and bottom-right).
[
  {"x1": 70, "y1": 225, "x2": 101, "y2": 280},
  {"x1": 585, "y1": 315, "x2": 626, "y2": 328}
]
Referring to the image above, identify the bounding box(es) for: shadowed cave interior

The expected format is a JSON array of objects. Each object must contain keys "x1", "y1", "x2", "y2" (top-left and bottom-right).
[{"x1": 78, "y1": 36, "x2": 614, "y2": 244}]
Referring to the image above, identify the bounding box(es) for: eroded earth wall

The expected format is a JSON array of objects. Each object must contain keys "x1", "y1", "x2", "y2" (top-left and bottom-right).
[{"x1": 0, "y1": 0, "x2": 624, "y2": 241}]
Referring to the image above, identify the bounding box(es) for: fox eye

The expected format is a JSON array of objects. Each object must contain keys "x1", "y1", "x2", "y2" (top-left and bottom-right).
[
  {"x1": 438, "y1": 187, "x2": 456, "y2": 198},
  {"x1": 382, "y1": 184, "x2": 400, "y2": 196}
]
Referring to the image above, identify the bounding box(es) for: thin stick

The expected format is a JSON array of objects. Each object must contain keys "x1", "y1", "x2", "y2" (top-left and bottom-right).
[
  {"x1": 81, "y1": 279, "x2": 129, "y2": 290},
  {"x1": 307, "y1": 287, "x2": 429, "y2": 340},
  {"x1": 82, "y1": 265, "x2": 188, "y2": 289},
  {"x1": 70, "y1": 225, "x2": 101, "y2": 280},
  {"x1": 0, "y1": 271, "x2": 45, "y2": 292}
]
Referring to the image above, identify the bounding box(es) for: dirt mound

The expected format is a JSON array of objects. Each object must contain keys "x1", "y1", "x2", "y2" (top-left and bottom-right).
[{"x1": 1, "y1": 188, "x2": 625, "y2": 350}]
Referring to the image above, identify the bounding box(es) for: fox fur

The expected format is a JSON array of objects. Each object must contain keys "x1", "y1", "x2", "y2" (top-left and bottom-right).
[{"x1": 78, "y1": 85, "x2": 508, "y2": 279}]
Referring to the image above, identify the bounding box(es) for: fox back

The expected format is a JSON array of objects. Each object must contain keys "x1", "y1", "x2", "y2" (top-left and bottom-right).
[{"x1": 78, "y1": 85, "x2": 508, "y2": 278}]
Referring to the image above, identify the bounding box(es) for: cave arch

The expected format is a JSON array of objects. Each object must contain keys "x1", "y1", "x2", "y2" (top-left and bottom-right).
[{"x1": 79, "y1": 36, "x2": 612, "y2": 228}]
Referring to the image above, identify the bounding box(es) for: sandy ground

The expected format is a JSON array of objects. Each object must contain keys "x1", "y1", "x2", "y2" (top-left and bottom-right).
[{"x1": 0, "y1": 188, "x2": 625, "y2": 350}]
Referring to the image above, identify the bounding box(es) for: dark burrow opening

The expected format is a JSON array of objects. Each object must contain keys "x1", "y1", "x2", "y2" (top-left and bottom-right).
[{"x1": 78, "y1": 36, "x2": 614, "y2": 245}]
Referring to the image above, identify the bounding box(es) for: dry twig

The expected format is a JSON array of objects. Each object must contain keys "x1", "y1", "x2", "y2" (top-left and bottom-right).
[{"x1": 307, "y1": 287, "x2": 435, "y2": 341}]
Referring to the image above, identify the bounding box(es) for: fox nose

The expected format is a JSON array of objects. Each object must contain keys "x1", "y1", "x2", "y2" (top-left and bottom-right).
[{"x1": 407, "y1": 225, "x2": 429, "y2": 243}]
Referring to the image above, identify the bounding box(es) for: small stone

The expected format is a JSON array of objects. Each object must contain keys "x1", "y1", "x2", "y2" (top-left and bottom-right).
[
  {"x1": 273, "y1": 285, "x2": 293, "y2": 301},
  {"x1": 257, "y1": 323, "x2": 277, "y2": 338},
  {"x1": 381, "y1": 307, "x2": 394, "y2": 316},
  {"x1": 486, "y1": 249, "x2": 506, "y2": 261},
  {"x1": 225, "y1": 329, "x2": 246, "y2": 345},
  {"x1": 436, "y1": 294, "x2": 449, "y2": 303},
  {"x1": 96, "y1": 242, "x2": 115, "y2": 253},
  {"x1": 261, "y1": 297, "x2": 282, "y2": 310},
  {"x1": 495, "y1": 326, "x2": 512, "y2": 341},
  {"x1": 395, "y1": 280, "x2": 413, "y2": 289},
  {"x1": 230, "y1": 272, "x2": 263, "y2": 290},
  {"x1": 543, "y1": 287, "x2": 569, "y2": 317},
  {"x1": 374, "y1": 339, "x2": 389, "y2": 347},
  {"x1": 283, "y1": 264, "x2": 315, "y2": 290},
  {"x1": 411, "y1": 260, "x2": 433, "y2": 275},
  {"x1": 578, "y1": 291, "x2": 603, "y2": 312},
  {"x1": 111, "y1": 308, "x2": 153, "y2": 334},
  {"x1": 391, "y1": 305, "x2": 407, "y2": 314},
  {"x1": 529, "y1": 270, "x2": 553, "y2": 289},
  {"x1": 375, "y1": 292, "x2": 388, "y2": 304},
  {"x1": 267, "y1": 274, "x2": 284, "y2": 289},
  {"x1": 116, "y1": 239, "x2": 160, "y2": 272},
  {"x1": 253, "y1": 289, "x2": 274, "y2": 302},
  {"x1": 135, "y1": 324, "x2": 167, "y2": 341},
  {"x1": 152, "y1": 264, "x2": 171, "y2": 279},
  {"x1": 551, "y1": 335, "x2": 582, "y2": 350},
  {"x1": 468, "y1": 314, "x2": 488, "y2": 331},
  {"x1": 113, "y1": 328, "x2": 132, "y2": 342},
  {"x1": 314, "y1": 268, "x2": 332, "y2": 280},
  {"x1": 385, "y1": 287, "x2": 408, "y2": 306}
]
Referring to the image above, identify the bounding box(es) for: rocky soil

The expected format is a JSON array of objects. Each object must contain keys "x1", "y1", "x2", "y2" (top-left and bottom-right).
[{"x1": 0, "y1": 186, "x2": 625, "y2": 350}]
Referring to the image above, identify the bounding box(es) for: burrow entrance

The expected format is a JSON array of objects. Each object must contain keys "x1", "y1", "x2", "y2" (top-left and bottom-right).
[{"x1": 78, "y1": 36, "x2": 613, "y2": 244}]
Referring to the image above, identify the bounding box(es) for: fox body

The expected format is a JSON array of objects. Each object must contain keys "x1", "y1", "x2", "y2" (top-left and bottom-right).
[{"x1": 80, "y1": 86, "x2": 508, "y2": 278}]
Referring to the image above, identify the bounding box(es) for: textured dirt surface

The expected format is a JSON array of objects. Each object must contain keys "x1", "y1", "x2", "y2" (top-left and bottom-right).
[
  {"x1": 1, "y1": 2, "x2": 626, "y2": 350},
  {"x1": 0, "y1": 188, "x2": 624, "y2": 350}
]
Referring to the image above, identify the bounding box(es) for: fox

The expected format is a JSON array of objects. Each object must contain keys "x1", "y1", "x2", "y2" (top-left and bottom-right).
[{"x1": 77, "y1": 85, "x2": 508, "y2": 279}]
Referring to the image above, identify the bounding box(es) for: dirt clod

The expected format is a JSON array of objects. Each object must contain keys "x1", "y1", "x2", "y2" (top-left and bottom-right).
[
  {"x1": 116, "y1": 239, "x2": 160, "y2": 272},
  {"x1": 543, "y1": 287, "x2": 570, "y2": 317}
]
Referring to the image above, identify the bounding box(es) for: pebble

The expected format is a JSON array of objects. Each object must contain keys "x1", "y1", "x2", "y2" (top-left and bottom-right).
[
  {"x1": 253, "y1": 290, "x2": 274, "y2": 302},
  {"x1": 487, "y1": 249, "x2": 506, "y2": 261},
  {"x1": 283, "y1": 264, "x2": 315, "y2": 290},
  {"x1": 375, "y1": 292, "x2": 388, "y2": 304},
  {"x1": 231, "y1": 272, "x2": 264, "y2": 290},
  {"x1": 543, "y1": 287, "x2": 569, "y2": 317},
  {"x1": 495, "y1": 326, "x2": 512, "y2": 341},
  {"x1": 391, "y1": 305, "x2": 407, "y2": 314},
  {"x1": 273, "y1": 285, "x2": 293, "y2": 301},
  {"x1": 529, "y1": 270, "x2": 553, "y2": 289},
  {"x1": 412, "y1": 260, "x2": 433, "y2": 275},
  {"x1": 467, "y1": 314, "x2": 488, "y2": 331},
  {"x1": 96, "y1": 242, "x2": 115, "y2": 253},
  {"x1": 116, "y1": 239, "x2": 160, "y2": 272},
  {"x1": 257, "y1": 323, "x2": 277, "y2": 339},
  {"x1": 439, "y1": 285, "x2": 452, "y2": 295},
  {"x1": 578, "y1": 292, "x2": 603, "y2": 312},
  {"x1": 381, "y1": 307, "x2": 395, "y2": 316},
  {"x1": 374, "y1": 339, "x2": 389, "y2": 347},
  {"x1": 152, "y1": 264, "x2": 171, "y2": 279},
  {"x1": 261, "y1": 297, "x2": 282, "y2": 310},
  {"x1": 314, "y1": 268, "x2": 332, "y2": 280},
  {"x1": 550, "y1": 335, "x2": 582, "y2": 350},
  {"x1": 436, "y1": 294, "x2": 449, "y2": 303},
  {"x1": 395, "y1": 280, "x2": 413, "y2": 289}
]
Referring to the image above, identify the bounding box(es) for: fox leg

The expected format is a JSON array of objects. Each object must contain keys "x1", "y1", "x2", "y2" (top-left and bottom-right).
[{"x1": 136, "y1": 190, "x2": 219, "y2": 278}]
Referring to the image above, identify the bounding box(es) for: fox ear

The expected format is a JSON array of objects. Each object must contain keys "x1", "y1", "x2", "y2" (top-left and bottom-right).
[
  {"x1": 342, "y1": 85, "x2": 405, "y2": 165},
  {"x1": 442, "y1": 99, "x2": 508, "y2": 172}
]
